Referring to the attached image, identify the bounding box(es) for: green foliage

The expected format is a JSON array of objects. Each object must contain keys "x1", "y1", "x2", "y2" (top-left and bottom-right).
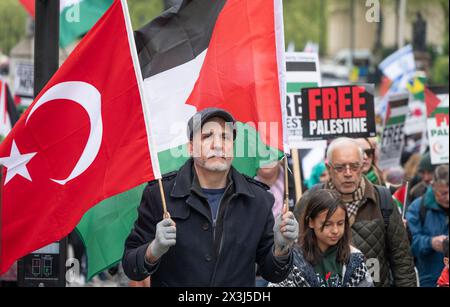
[
  {"x1": 128, "y1": 0, "x2": 164, "y2": 30},
  {"x1": 283, "y1": 0, "x2": 328, "y2": 54},
  {"x1": 431, "y1": 55, "x2": 449, "y2": 85},
  {"x1": 0, "y1": 0, "x2": 27, "y2": 55}
]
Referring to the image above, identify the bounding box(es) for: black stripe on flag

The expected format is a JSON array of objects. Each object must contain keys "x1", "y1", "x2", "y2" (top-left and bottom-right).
[
  {"x1": 5, "y1": 83, "x2": 19, "y2": 125},
  {"x1": 389, "y1": 98, "x2": 409, "y2": 109},
  {"x1": 286, "y1": 61, "x2": 317, "y2": 72},
  {"x1": 135, "y1": 0, "x2": 227, "y2": 78}
]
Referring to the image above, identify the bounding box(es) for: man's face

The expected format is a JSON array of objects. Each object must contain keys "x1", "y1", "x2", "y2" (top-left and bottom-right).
[
  {"x1": 422, "y1": 170, "x2": 434, "y2": 185},
  {"x1": 355, "y1": 139, "x2": 374, "y2": 174},
  {"x1": 327, "y1": 145, "x2": 363, "y2": 195},
  {"x1": 189, "y1": 117, "x2": 234, "y2": 172},
  {"x1": 433, "y1": 182, "x2": 449, "y2": 209}
]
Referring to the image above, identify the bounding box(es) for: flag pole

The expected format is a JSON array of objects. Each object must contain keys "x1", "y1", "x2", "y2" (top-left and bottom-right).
[
  {"x1": 158, "y1": 179, "x2": 169, "y2": 219},
  {"x1": 283, "y1": 155, "x2": 289, "y2": 214},
  {"x1": 402, "y1": 181, "x2": 410, "y2": 220},
  {"x1": 291, "y1": 149, "x2": 303, "y2": 202},
  {"x1": 120, "y1": 0, "x2": 167, "y2": 219}
]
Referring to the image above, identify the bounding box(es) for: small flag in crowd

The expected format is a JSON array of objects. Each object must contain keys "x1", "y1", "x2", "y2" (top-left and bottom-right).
[
  {"x1": 0, "y1": 79, "x2": 20, "y2": 141},
  {"x1": 379, "y1": 44, "x2": 416, "y2": 91}
]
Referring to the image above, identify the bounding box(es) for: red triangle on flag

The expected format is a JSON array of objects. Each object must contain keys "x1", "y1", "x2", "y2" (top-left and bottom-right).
[
  {"x1": 425, "y1": 87, "x2": 441, "y2": 117},
  {"x1": 185, "y1": 0, "x2": 284, "y2": 152}
]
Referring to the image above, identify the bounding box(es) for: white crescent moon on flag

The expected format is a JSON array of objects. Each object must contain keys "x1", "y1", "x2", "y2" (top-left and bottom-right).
[{"x1": 26, "y1": 81, "x2": 103, "y2": 185}]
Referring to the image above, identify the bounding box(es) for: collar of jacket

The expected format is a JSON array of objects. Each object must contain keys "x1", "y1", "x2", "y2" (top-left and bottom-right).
[
  {"x1": 424, "y1": 186, "x2": 446, "y2": 212},
  {"x1": 170, "y1": 158, "x2": 255, "y2": 199},
  {"x1": 361, "y1": 177, "x2": 378, "y2": 205}
]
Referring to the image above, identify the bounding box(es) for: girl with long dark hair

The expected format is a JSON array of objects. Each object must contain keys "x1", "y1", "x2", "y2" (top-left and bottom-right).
[{"x1": 270, "y1": 189, "x2": 373, "y2": 287}]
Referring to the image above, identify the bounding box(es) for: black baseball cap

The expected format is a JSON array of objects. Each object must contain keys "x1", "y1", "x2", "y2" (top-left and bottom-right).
[{"x1": 187, "y1": 108, "x2": 237, "y2": 141}]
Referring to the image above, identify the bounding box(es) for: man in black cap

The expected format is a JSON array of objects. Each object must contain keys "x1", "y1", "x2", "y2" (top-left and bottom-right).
[{"x1": 122, "y1": 108, "x2": 298, "y2": 287}]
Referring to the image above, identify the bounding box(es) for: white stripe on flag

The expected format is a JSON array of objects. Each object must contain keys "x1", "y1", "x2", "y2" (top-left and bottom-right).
[
  {"x1": 143, "y1": 52, "x2": 207, "y2": 153},
  {"x1": 121, "y1": 0, "x2": 161, "y2": 179},
  {"x1": 389, "y1": 106, "x2": 409, "y2": 118},
  {"x1": 274, "y1": 0, "x2": 288, "y2": 153}
]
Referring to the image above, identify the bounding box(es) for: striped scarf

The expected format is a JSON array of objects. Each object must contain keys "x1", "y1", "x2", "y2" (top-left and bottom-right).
[{"x1": 328, "y1": 179, "x2": 366, "y2": 224}]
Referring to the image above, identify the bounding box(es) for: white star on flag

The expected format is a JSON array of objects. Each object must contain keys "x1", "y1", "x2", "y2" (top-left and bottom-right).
[{"x1": 0, "y1": 140, "x2": 37, "y2": 185}]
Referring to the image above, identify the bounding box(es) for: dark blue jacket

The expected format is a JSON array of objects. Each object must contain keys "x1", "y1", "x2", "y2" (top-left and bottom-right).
[{"x1": 406, "y1": 187, "x2": 449, "y2": 287}]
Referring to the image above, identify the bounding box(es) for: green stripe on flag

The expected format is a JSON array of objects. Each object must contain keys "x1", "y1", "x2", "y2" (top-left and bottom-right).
[
  {"x1": 387, "y1": 115, "x2": 407, "y2": 126},
  {"x1": 287, "y1": 82, "x2": 318, "y2": 93},
  {"x1": 393, "y1": 197, "x2": 403, "y2": 212},
  {"x1": 76, "y1": 184, "x2": 146, "y2": 280},
  {"x1": 60, "y1": 0, "x2": 113, "y2": 48},
  {"x1": 430, "y1": 107, "x2": 449, "y2": 118}
]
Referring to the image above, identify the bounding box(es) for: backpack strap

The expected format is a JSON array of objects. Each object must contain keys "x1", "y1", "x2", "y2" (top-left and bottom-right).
[{"x1": 374, "y1": 185, "x2": 394, "y2": 228}]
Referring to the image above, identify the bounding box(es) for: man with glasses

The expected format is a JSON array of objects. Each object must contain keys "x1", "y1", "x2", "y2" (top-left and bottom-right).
[
  {"x1": 295, "y1": 138, "x2": 416, "y2": 287},
  {"x1": 406, "y1": 165, "x2": 449, "y2": 287}
]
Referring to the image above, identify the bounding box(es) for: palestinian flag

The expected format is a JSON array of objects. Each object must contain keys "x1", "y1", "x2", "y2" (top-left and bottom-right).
[
  {"x1": 393, "y1": 183, "x2": 407, "y2": 213},
  {"x1": 19, "y1": 0, "x2": 113, "y2": 48},
  {"x1": 77, "y1": 0, "x2": 288, "y2": 279},
  {"x1": 385, "y1": 96, "x2": 409, "y2": 126},
  {"x1": 0, "y1": 79, "x2": 20, "y2": 141}
]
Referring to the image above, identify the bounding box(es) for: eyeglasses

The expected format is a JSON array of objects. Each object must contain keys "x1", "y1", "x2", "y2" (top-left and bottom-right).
[
  {"x1": 364, "y1": 148, "x2": 375, "y2": 158},
  {"x1": 433, "y1": 188, "x2": 449, "y2": 198},
  {"x1": 329, "y1": 163, "x2": 362, "y2": 173}
]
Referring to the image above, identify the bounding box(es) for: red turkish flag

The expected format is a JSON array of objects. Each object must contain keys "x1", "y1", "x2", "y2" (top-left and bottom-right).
[{"x1": 0, "y1": 0, "x2": 158, "y2": 273}]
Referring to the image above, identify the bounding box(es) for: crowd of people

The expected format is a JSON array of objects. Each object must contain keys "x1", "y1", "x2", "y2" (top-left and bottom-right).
[
  {"x1": 122, "y1": 108, "x2": 448, "y2": 287},
  {"x1": 1, "y1": 108, "x2": 447, "y2": 288}
]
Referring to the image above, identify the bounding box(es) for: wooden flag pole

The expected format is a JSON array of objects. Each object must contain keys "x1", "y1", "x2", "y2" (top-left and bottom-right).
[
  {"x1": 283, "y1": 155, "x2": 289, "y2": 214},
  {"x1": 158, "y1": 178, "x2": 170, "y2": 219},
  {"x1": 291, "y1": 149, "x2": 303, "y2": 203}
]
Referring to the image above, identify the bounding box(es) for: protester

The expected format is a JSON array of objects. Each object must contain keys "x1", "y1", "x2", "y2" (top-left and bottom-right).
[
  {"x1": 255, "y1": 160, "x2": 297, "y2": 218},
  {"x1": 306, "y1": 162, "x2": 329, "y2": 190},
  {"x1": 409, "y1": 152, "x2": 436, "y2": 202},
  {"x1": 295, "y1": 138, "x2": 417, "y2": 287},
  {"x1": 355, "y1": 138, "x2": 385, "y2": 186},
  {"x1": 122, "y1": 108, "x2": 298, "y2": 286},
  {"x1": 270, "y1": 189, "x2": 373, "y2": 287},
  {"x1": 384, "y1": 166, "x2": 406, "y2": 194},
  {"x1": 406, "y1": 165, "x2": 449, "y2": 287}
]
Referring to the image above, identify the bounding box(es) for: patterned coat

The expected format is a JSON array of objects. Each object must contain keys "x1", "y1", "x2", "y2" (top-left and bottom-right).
[{"x1": 269, "y1": 246, "x2": 373, "y2": 287}]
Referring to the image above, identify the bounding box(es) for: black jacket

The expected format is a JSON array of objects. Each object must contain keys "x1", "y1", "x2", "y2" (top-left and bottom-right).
[{"x1": 122, "y1": 159, "x2": 293, "y2": 287}]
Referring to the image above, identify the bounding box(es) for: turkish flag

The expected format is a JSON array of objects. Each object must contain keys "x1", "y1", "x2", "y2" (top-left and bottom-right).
[{"x1": 0, "y1": 0, "x2": 158, "y2": 273}]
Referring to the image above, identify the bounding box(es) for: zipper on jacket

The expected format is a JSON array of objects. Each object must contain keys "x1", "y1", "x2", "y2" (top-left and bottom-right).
[{"x1": 210, "y1": 194, "x2": 234, "y2": 286}]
